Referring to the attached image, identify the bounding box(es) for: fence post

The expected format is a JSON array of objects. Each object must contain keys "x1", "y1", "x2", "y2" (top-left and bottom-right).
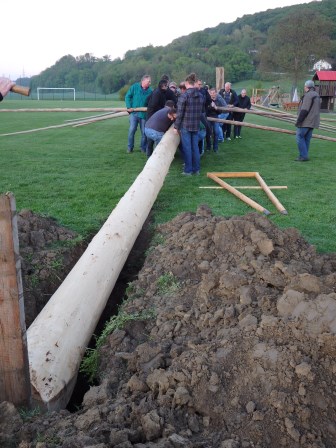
[{"x1": 0, "y1": 192, "x2": 31, "y2": 406}]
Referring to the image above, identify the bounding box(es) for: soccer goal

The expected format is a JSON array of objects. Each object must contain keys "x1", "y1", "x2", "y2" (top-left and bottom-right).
[{"x1": 37, "y1": 87, "x2": 76, "y2": 100}]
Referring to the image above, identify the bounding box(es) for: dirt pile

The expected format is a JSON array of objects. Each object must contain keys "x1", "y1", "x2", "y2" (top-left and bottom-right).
[
  {"x1": 17, "y1": 209, "x2": 86, "y2": 327},
  {"x1": 1, "y1": 207, "x2": 336, "y2": 448}
]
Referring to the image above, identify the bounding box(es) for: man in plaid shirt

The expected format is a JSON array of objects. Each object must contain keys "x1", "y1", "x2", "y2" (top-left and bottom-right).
[{"x1": 173, "y1": 73, "x2": 205, "y2": 175}]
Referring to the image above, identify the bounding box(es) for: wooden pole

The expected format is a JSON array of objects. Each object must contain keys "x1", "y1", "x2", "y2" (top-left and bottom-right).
[
  {"x1": 0, "y1": 107, "x2": 147, "y2": 113},
  {"x1": 255, "y1": 172, "x2": 288, "y2": 215},
  {"x1": 0, "y1": 193, "x2": 31, "y2": 406},
  {"x1": 216, "y1": 67, "x2": 224, "y2": 92},
  {"x1": 0, "y1": 112, "x2": 129, "y2": 137},
  {"x1": 207, "y1": 172, "x2": 271, "y2": 215},
  {"x1": 199, "y1": 186, "x2": 287, "y2": 190},
  {"x1": 27, "y1": 127, "x2": 180, "y2": 411},
  {"x1": 72, "y1": 111, "x2": 128, "y2": 127},
  {"x1": 207, "y1": 117, "x2": 336, "y2": 143}
]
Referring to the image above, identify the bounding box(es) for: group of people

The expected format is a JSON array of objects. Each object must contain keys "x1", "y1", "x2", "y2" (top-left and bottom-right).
[
  {"x1": 1, "y1": 74, "x2": 320, "y2": 166},
  {"x1": 125, "y1": 74, "x2": 252, "y2": 175},
  {"x1": 124, "y1": 74, "x2": 179, "y2": 156}
]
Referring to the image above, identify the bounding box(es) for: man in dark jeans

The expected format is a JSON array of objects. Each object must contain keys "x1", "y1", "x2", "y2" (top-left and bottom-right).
[{"x1": 295, "y1": 80, "x2": 320, "y2": 162}]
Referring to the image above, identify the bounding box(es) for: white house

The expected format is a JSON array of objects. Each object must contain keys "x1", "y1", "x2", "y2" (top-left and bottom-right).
[{"x1": 313, "y1": 59, "x2": 332, "y2": 71}]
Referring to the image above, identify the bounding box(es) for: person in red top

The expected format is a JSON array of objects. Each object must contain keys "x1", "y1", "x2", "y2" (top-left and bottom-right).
[{"x1": 0, "y1": 77, "x2": 15, "y2": 101}]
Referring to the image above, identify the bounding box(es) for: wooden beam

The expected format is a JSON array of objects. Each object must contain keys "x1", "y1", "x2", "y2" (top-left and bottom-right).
[
  {"x1": 207, "y1": 172, "x2": 271, "y2": 215},
  {"x1": 207, "y1": 117, "x2": 336, "y2": 142},
  {"x1": 255, "y1": 172, "x2": 288, "y2": 215},
  {"x1": 216, "y1": 67, "x2": 224, "y2": 92},
  {"x1": 0, "y1": 107, "x2": 147, "y2": 113},
  {"x1": 199, "y1": 186, "x2": 287, "y2": 190},
  {"x1": 0, "y1": 193, "x2": 31, "y2": 406},
  {"x1": 206, "y1": 172, "x2": 288, "y2": 215}
]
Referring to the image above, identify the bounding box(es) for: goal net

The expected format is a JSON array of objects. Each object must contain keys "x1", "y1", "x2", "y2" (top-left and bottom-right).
[{"x1": 37, "y1": 87, "x2": 76, "y2": 100}]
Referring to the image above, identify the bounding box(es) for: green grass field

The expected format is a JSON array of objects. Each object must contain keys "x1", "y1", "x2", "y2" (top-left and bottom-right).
[{"x1": 1, "y1": 99, "x2": 335, "y2": 253}]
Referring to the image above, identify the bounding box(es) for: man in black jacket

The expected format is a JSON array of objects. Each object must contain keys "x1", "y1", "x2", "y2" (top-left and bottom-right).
[{"x1": 233, "y1": 89, "x2": 251, "y2": 139}]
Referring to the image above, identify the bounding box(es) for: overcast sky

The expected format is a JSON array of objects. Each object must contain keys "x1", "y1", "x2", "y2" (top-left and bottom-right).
[{"x1": 2, "y1": 0, "x2": 314, "y2": 80}]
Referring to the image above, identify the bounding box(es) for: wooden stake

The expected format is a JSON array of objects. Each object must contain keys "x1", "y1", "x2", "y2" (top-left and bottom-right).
[{"x1": 0, "y1": 193, "x2": 31, "y2": 406}]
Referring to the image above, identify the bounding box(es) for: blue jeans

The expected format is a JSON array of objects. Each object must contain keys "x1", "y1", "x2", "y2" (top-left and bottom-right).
[
  {"x1": 198, "y1": 128, "x2": 206, "y2": 155},
  {"x1": 181, "y1": 128, "x2": 200, "y2": 174},
  {"x1": 206, "y1": 121, "x2": 221, "y2": 151},
  {"x1": 144, "y1": 127, "x2": 164, "y2": 157},
  {"x1": 128, "y1": 113, "x2": 147, "y2": 151},
  {"x1": 218, "y1": 113, "x2": 229, "y2": 141},
  {"x1": 144, "y1": 127, "x2": 164, "y2": 143},
  {"x1": 296, "y1": 127, "x2": 313, "y2": 159}
]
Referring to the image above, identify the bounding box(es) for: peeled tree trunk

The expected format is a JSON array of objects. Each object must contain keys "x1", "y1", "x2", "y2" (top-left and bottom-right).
[{"x1": 27, "y1": 128, "x2": 179, "y2": 411}]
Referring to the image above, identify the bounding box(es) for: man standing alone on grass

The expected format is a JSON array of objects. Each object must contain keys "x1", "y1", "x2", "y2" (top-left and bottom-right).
[
  {"x1": 295, "y1": 80, "x2": 320, "y2": 162},
  {"x1": 125, "y1": 75, "x2": 152, "y2": 153}
]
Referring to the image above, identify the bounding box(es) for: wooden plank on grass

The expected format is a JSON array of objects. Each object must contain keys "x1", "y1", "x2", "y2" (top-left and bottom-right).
[{"x1": 0, "y1": 193, "x2": 30, "y2": 406}]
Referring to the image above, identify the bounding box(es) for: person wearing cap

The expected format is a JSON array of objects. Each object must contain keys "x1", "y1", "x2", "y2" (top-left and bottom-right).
[
  {"x1": 295, "y1": 80, "x2": 320, "y2": 162},
  {"x1": 0, "y1": 77, "x2": 15, "y2": 101}
]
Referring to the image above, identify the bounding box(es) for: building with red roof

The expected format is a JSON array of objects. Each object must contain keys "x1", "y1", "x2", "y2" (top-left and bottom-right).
[{"x1": 312, "y1": 71, "x2": 336, "y2": 111}]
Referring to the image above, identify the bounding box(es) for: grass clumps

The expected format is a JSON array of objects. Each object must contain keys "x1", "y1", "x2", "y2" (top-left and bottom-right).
[
  {"x1": 156, "y1": 272, "x2": 180, "y2": 295},
  {"x1": 80, "y1": 308, "x2": 155, "y2": 382}
]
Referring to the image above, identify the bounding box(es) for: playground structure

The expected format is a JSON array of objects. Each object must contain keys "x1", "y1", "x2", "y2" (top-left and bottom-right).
[{"x1": 251, "y1": 86, "x2": 292, "y2": 108}]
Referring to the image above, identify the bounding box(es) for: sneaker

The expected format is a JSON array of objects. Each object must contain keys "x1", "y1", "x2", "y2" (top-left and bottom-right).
[
  {"x1": 218, "y1": 139, "x2": 224, "y2": 143},
  {"x1": 127, "y1": 149, "x2": 133, "y2": 153},
  {"x1": 181, "y1": 172, "x2": 192, "y2": 176},
  {"x1": 227, "y1": 137, "x2": 231, "y2": 141},
  {"x1": 193, "y1": 171, "x2": 200, "y2": 175},
  {"x1": 238, "y1": 136, "x2": 242, "y2": 139},
  {"x1": 295, "y1": 157, "x2": 309, "y2": 162}
]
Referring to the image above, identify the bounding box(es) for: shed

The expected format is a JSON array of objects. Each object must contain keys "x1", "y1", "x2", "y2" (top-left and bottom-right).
[{"x1": 312, "y1": 71, "x2": 336, "y2": 112}]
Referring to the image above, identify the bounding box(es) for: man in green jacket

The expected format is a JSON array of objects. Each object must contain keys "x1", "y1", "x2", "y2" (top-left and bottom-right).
[
  {"x1": 295, "y1": 80, "x2": 320, "y2": 162},
  {"x1": 125, "y1": 75, "x2": 152, "y2": 153}
]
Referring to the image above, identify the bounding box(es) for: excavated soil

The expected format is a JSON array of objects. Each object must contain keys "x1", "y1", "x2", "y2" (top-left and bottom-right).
[{"x1": 1, "y1": 206, "x2": 336, "y2": 448}]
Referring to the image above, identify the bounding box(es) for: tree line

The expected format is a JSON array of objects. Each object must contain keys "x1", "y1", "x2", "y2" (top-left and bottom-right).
[{"x1": 18, "y1": 0, "x2": 336, "y2": 94}]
